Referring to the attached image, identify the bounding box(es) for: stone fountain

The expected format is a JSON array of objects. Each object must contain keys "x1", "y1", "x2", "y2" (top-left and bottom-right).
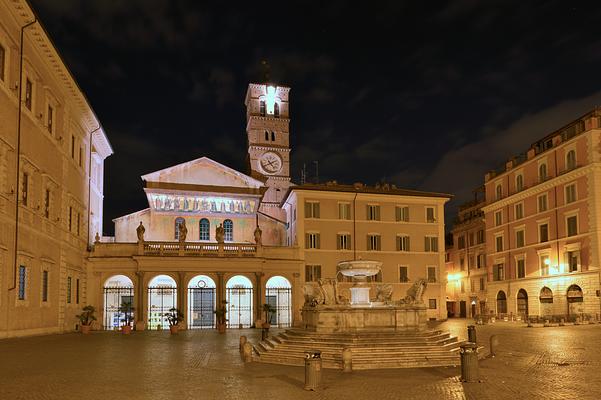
[{"x1": 337, "y1": 259, "x2": 382, "y2": 306}]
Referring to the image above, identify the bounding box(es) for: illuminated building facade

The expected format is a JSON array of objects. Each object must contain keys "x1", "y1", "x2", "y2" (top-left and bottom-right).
[
  {"x1": 482, "y1": 109, "x2": 601, "y2": 320},
  {"x1": 0, "y1": 1, "x2": 112, "y2": 338}
]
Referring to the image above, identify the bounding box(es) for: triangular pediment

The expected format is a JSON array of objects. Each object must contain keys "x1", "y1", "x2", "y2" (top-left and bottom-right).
[{"x1": 141, "y1": 157, "x2": 264, "y2": 189}]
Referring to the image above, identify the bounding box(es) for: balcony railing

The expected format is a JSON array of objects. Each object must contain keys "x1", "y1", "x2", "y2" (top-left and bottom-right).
[{"x1": 143, "y1": 241, "x2": 258, "y2": 257}]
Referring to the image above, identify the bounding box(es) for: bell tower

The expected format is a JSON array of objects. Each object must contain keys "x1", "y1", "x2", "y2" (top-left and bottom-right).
[{"x1": 245, "y1": 83, "x2": 292, "y2": 219}]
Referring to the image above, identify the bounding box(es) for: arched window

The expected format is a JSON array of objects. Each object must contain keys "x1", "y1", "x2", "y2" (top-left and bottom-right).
[
  {"x1": 539, "y1": 163, "x2": 547, "y2": 182},
  {"x1": 259, "y1": 100, "x2": 266, "y2": 116},
  {"x1": 495, "y1": 184, "x2": 502, "y2": 200},
  {"x1": 223, "y1": 219, "x2": 233, "y2": 241},
  {"x1": 274, "y1": 102, "x2": 279, "y2": 118},
  {"x1": 199, "y1": 218, "x2": 210, "y2": 241},
  {"x1": 566, "y1": 150, "x2": 576, "y2": 170},
  {"x1": 175, "y1": 217, "x2": 185, "y2": 240},
  {"x1": 271, "y1": 131, "x2": 276, "y2": 141},
  {"x1": 496, "y1": 290, "x2": 507, "y2": 315},
  {"x1": 516, "y1": 174, "x2": 523, "y2": 192}
]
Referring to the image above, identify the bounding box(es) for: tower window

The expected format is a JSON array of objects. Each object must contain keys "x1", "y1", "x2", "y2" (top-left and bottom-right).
[
  {"x1": 0, "y1": 44, "x2": 5, "y2": 81},
  {"x1": 25, "y1": 78, "x2": 32, "y2": 110},
  {"x1": 18, "y1": 266, "x2": 26, "y2": 300},
  {"x1": 223, "y1": 219, "x2": 233, "y2": 241},
  {"x1": 271, "y1": 131, "x2": 276, "y2": 141},
  {"x1": 174, "y1": 217, "x2": 185, "y2": 240},
  {"x1": 274, "y1": 102, "x2": 280, "y2": 118},
  {"x1": 259, "y1": 100, "x2": 266, "y2": 116},
  {"x1": 199, "y1": 218, "x2": 210, "y2": 241},
  {"x1": 265, "y1": 130, "x2": 269, "y2": 141}
]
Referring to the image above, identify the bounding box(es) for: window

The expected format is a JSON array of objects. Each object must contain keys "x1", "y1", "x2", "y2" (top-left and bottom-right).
[
  {"x1": 25, "y1": 78, "x2": 32, "y2": 110},
  {"x1": 71, "y1": 135, "x2": 75, "y2": 159},
  {"x1": 174, "y1": 217, "x2": 185, "y2": 240},
  {"x1": 539, "y1": 223, "x2": 549, "y2": 242},
  {"x1": 567, "y1": 250, "x2": 580, "y2": 272},
  {"x1": 199, "y1": 218, "x2": 210, "y2": 240},
  {"x1": 460, "y1": 280, "x2": 465, "y2": 293},
  {"x1": 566, "y1": 150, "x2": 576, "y2": 170},
  {"x1": 274, "y1": 102, "x2": 280, "y2": 118},
  {"x1": 516, "y1": 174, "x2": 524, "y2": 192},
  {"x1": 539, "y1": 163, "x2": 548, "y2": 182},
  {"x1": 428, "y1": 299, "x2": 437, "y2": 309},
  {"x1": 76, "y1": 278, "x2": 80, "y2": 304},
  {"x1": 460, "y1": 257, "x2": 465, "y2": 271},
  {"x1": 515, "y1": 203, "x2": 524, "y2": 220},
  {"x1": 495, "y1": 211, "x2": 502, "y2": 226},
  {"x1": 477, "y1": 230, "x2": 485, "y2": 244},
  {"x1": 79, "y1": 146, "x2": 83, "y2": 167},
  {"x1": 565, "y1": 183, "x2": 576, "y2": 204},
  {"x1": 367, "y1": 234, "x2": 381, "y2": 251},
  {"x1": 67, "y1": 276, "x2": 72, "y2": 303},
  {"x1": 305, "y1": 265, "x2": 321, "y2": 282},
  {"x1": 47, "y1": 105, "x2": 53, "y2": 133},
  {"x1": 44, "y1": 189, "x2": 50, "y2": 218},
  {"x1": 0, "y1": 44, "x2": 5, "y2": 81},
  {"x1": 338, "y1": 203, "x2": 351, "y2": 220},
  {"x1": 427, "y1": 266, "x2": 437, "y2": 283},
  {"x1": 223, "y1": 219, "x2": 233, "y2": 241},
  {"x1": 305, "y1": 201, "x2": 320, "y2": 218},
  {"x1": 517, "y1": 258, "x2": 525, "y2": 278},
  {"x1": 396, "y1": 235, "x2": 410, "y2": 251},
  {"x1": 567, "y1": 215, "x2": 578, "y2": 237},
  {"x1": 495, "y1": 236, "x2": 503, "y2": 252},
  {"x1": 538, "y1": 194, "x2": 548, "y2": 212},
  {"x1": 495, "y1": 184, "x2": 502, "y2": 200},
  {"x1": 367, "y1": 205, "x2": 380, "y2": 221},
  {"x1": 367, "y1": 271, "x2": 382, "y2": 283},
  {"x1": 337, "y1": 234, "x2": 351, "y2": 250},
  {"x1": 18, "y1": 266, "x2": 26, "y2": 300},
  {"x1": 399, "y1": 266, "x2": 409, "y2": 282},
  {"x1": 457, "y1": 235, "x2": 465, "y2": 249},
  {"x1": 264, "y1": 131, "x2": 269, "y2": 141},
  {"x1": 271, "y1": 131, "x2": 276, "y2": 141},
  {"x1": 305, "y1": 233, "x2": 320, "y2": 249},
  {"x1": 493, "y1": 263, "x2": 504, "y2": 281},
  {"x1": 426, "y1": 207, "x2": 436, "y2": 223},
  {"x1": 424, "y1": 236, "x2": 438, "y2": 252},
  {"x1": 516, "y1": 229, "x2": 525, "y2": 248},
  {"x1": 259, "y1": 100, "x2": 266, "y2": 116},
  {"x1": 469, "y1": 233, "x2": 475, "y2": 246},
  {"x1": 479, "y1": 277, "x2": 485, "y2": 291},
  {"x1": 477, "y1": 254, "x2": 485, "y2": 269},
  {"x1": 68, "y1": 206, "x2": 73, "y2": 232},
  {"x1": 470, "y1": 279, "x2": 475, "y2": 293},
  {"x1": 540, "y1": 255, "x2": 550, "y2": 275},
  {"x1": 395, "y1": 206, "x2": 409, "y2": 222},
  {"x1": 76, "y1": 212, "x2": 81, "y2": 236},
  {"x1": 42, "y1": 270, "x2": 48, "y2": 302},
  {"x1": 22, "y1": 172, "x2": 28, "y2": 206}
]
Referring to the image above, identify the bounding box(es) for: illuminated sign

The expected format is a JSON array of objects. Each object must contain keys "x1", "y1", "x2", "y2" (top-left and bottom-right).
[{"x1": 149, "y1": 194, "x2": 256, "y2": 214}]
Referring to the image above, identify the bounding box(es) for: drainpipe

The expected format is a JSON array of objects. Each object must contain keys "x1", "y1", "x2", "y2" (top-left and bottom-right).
[
  {"x1": 9, "y1": 18, "x2": 37, "y2": 292},
  {"x1": 553, "y1": 150, "x2": 560, "y2": 273},
  {"x1": 352, "y1": 192, "x2": 358, "y2": 261},
  {"x1": 87, "y1": 126, "x2": 101, "y2": 249}
]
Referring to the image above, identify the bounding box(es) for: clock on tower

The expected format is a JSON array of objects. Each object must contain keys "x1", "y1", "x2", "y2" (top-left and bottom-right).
[{"x1": 245, "y1": 83, "x2": 292, "y2": 217}]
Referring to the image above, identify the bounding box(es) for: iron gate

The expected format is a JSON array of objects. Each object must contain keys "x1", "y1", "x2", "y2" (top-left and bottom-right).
[
  {"x1": 226, "y1": 287, "x2": 253, "y2": 328},
  {"x1": 188, "y1": 288, "x2": 215, "y2": 329},
  {"x1": 148, "y1": 287, "x2": 177, "y2": 330},
  {"x1": 265, "y1": 287, "x2": 292, "y2": 327},
  {"x1": 103, "y1": 287, "x2": 134, "y2": 329}
]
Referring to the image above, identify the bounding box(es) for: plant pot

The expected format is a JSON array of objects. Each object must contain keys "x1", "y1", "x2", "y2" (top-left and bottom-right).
[
  {"x1": 81, "y1": 324, "x2": 92, "y2": 334},
  {"x1": 217, "y1": 323, "x2": 226, "y2": 334},
  {"x1": 122, "y1": 325, "x2": 132, "y2": 335},
  {"x1": 169, "y1": 325, "x2": 179, "y2": 334},
  {"x1": 261, "y1": 322, "x2": 271, "y2": 329}
]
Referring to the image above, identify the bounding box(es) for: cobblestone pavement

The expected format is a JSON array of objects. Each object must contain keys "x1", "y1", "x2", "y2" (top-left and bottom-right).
[{"x1": 1, "y1": 319, "x2": 601, "y2": 400}]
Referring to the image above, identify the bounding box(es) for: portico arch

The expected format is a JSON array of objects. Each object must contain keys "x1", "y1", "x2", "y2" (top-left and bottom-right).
[
  {"x1": 496, "y1": 290, "x2": 507, "y2": 315},
  {"x1": 187, "y1": 275, "x2": 216, "y2": 329},
  {"x1": 148, "y1": 274, "x2": 177, "y2": 330},
  {"x1": 567, "y1": 284, "x2": 584, "y2": 317},
  {"x1": 516, "y1": 289, "x2": 528, "y2": 319},
  {"x1": 265, "y1": 276, "x2": 292, "y2": 327},
  {"x1": 226, "y1": 275, "x2": 253, "y2": 328},
  {"x1": 103, "y1": 275, "x2": 134, "y2": 330}
]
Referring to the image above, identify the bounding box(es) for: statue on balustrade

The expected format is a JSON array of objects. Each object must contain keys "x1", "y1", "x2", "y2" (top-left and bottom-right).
[
  {"x1": 178, "y1": 220, "x2": 187, "y2": 243},
  {"x1": 215, "y1": 223, "x2": 225, "y2": 244},
  {"x1": 254, "y1": 224, "x2": 262, "y2": 245},
  {"x1": 136, "y1": 221, "x2": 145, "y2": 242}
]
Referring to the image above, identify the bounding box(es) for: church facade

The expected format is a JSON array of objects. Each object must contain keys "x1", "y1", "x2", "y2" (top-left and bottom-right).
[{"x1": 89, "y1": 83, "x2": 451, "y2": 330}]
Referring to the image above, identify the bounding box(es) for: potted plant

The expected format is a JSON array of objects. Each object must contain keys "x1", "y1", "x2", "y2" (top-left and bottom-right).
[
  {"x1": 76, "y1": 305, "x2": 96, "y2": 334},
  {"x1": 214, "y1": 300, "x2": 227, "y2": 334},
  {"x1": 119, "y1": 301, "x2": 135, "y2": 334},
  {"x1": 164, "y1": 307, "x2": 184, "y2": 334},
  {"x1": 262, "y1": 303, "x2": 276, "y2": 329}
]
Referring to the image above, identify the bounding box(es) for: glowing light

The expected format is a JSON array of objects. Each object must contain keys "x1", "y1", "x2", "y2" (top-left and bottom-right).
[
  {"x1": 544, "y1": 258, "x2": 551, "y2": 265},
  {"x1": 266, "y1": 85, "x2": 276, "y2": 115},
  {"x1": 447, "y1": 273, "x2": 462, "y2": 282}
]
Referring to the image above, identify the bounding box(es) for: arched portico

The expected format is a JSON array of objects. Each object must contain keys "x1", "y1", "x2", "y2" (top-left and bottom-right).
[
  {"x1": 148, "y1": 274, "x2": 177, "y2": 330},
  {"x1": 567, "y1": 284, "x2": 584, "y2": 317},
  {"x1": 103, "y1": 275, "x2": 134, "y2": 330},
  {"x1": 226, "y1": 275, "x2": 254, "y2": 328},
  {"x1": 187, "y1": 275, "x2": 216, "y2": 329},
  {"x1": 516, "y1": 289, "x2": 528, "y2": 319},
  {"x1": 265, "y1": 275, "x2": 292, "y2": 328},
  {"x1": 496, "y1": 290, "x2": 507, "y2": 315}
]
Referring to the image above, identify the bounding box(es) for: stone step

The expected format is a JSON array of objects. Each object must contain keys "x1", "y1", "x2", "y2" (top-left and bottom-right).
[
  {"x1": 283, "y1": 329, "x2": 446, "y2": 339},
  {"x1": 267, "y1": 335, "x2": 459, "y2": 349},
  {"x1": 253, "y1": 353, "x2": 460, "y2": 369}
]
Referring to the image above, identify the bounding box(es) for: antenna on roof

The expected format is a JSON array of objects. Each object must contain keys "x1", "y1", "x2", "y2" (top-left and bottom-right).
[
  {"x1": 300, "y1": 163, "x2": 306, "y2": 185},
  {"x1": 314, "y1": 161, "x2": 319, "y2": 184},
  {"x1": 261, "y1": 60, "x2": 271, "y2": 83}
]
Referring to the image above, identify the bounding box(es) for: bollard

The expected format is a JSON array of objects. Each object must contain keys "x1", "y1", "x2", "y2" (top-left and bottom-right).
[
  {"x1": 239, "y1": 335, "x2": 247, "y2": 351},
  {"x1": 261, "y1": 327, "x2": 269, "y2": 341},
  {"x1": 559, "y1": 318, "x2": 565, "y2": 326},
  {"x1": 544, "y1": 319, "x2": 550, "y2": 327},
  {"x1": 489, "y1": 335, "x2": 499, "y2": 358},
  {"x1": 304, "y1": 350, "x2": 322, "y2": 391},
  {"x1": 575, "y1": 317, "x2": 581, "y2": 325},
  {"x1": 467, "y1": 325, "x2": 477, "y2": 343},
  {"x1": 460, "y1": 342, "x2": 479, "y2": 382},
  {"x1": 342, "y1": 348, "x2": 352, "y2": 373},
  {"x1": 242, "y1": 342, "x2": 253, "y2": 363}
]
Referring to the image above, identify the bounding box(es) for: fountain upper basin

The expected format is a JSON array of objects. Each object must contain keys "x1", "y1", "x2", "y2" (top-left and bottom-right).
[{"x1": 337, "y1": 260, "x2": 382, "y2": 278}]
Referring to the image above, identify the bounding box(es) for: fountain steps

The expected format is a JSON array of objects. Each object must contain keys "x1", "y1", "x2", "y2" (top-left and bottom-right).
[{"x1": 253, "y1": 329, "x2": 464, "y2": 369}]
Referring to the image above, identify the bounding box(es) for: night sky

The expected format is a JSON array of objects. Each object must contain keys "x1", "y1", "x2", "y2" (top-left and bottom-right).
[{"x1": 29, "y1": 1, "x2": 601, "y2": 235}]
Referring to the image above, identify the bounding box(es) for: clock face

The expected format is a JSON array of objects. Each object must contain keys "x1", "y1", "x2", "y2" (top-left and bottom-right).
[{"x1": 259, "y1": 152, "x2": 283, "y2": 175}]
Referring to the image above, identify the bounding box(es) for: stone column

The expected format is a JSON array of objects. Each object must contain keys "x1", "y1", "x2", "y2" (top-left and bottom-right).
[
  {"x1": 135, "y1": 271, "x2": 146, "y2": 331},
  {"x1": 254, "y1": 272, "x2": 265, "y2": 327},
  {"x1": 178, "y1": 271, "x2": 187, "y2": 330},
  {"x1": 216, "y1": 272, "x2": 225, "y2": 308}
]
